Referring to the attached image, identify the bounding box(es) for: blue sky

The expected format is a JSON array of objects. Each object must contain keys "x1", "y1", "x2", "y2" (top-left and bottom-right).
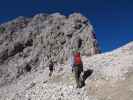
[{"x1": 0, "y1": 0, "x2": 133, "y2": 52}]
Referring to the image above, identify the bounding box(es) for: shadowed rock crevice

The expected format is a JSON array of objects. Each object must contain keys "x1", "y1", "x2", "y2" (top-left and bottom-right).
[
  {"x1": 25, "y1": 39, "x2": 33, "y2": 47},
  {"x1": 24, "y1": 64, "x2": 32, "y2": 72},
  {"x1": 8, "y1": 42, "x2": 25, "y2": 57},
  {"x1": 0, "y1": 49, "x2": 8, "y2": 64},
  {"x1": 78, "y1": 38, "x2": 83, "y2": 48}
]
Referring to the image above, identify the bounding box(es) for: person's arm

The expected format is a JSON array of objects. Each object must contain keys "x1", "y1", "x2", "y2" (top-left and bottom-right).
[{"x1": 72, "y1": 56, "x2": 75, "y2": 67}]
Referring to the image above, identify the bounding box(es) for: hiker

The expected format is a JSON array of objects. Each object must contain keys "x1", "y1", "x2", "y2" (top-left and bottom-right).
[
  {"x1": 48, "y1": 60, "x2": 54, "y2": 77},
  {"x1": 73, "y1": 49, "x2": 85, "y2": 88}
]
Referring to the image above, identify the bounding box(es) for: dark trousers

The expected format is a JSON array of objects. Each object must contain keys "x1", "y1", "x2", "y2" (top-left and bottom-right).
[
  {"x1": 49, "y1": 70, "x2": 53, "y2": 77},
  {"x1": 74, "y1": 64, "x2": 85, "y2": 88}
]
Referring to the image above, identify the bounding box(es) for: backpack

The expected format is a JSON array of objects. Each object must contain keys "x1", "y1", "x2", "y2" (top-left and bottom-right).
[{"x1": 74, "y1": 52, "x2": 82, "y2": 65}]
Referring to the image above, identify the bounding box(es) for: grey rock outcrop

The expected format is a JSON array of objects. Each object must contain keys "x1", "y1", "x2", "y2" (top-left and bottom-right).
[{"x1": 0, "y1": 13, "x2": 100, "y2": 86}]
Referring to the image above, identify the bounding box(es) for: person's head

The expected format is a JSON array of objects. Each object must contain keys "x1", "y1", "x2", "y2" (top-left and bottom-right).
[{"x1": 72, "y1": 48, "x2": 79, "y2": 55}]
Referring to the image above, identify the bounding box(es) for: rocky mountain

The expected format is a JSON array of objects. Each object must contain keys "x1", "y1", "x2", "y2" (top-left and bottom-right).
[
  {"x1": 0, "y1": 40, "x2": 133, "y2": 100},
  {"x1": 0, "y1": 13, "x2": 100, "y2": 87}
]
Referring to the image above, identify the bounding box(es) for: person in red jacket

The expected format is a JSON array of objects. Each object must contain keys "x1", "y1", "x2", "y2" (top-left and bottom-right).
[{"x1": 73, "y1": 49, "x2": 85, "y2": 88}]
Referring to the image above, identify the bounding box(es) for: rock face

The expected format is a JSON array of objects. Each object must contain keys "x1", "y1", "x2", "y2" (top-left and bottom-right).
[
  {"x1": 0, "y1": 41, "x2": 133, "y2": 100},
  {"x1": 0, "y1": 13, "x2": 100, "y2": 87}
]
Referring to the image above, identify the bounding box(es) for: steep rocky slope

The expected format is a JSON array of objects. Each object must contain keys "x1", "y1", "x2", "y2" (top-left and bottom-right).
[
  {"x1": 0, "y1": 41, "x2": 133, "y2": 100},
  {"x1": 0, "y1": 13, "x2": 100, "y2": 87}
]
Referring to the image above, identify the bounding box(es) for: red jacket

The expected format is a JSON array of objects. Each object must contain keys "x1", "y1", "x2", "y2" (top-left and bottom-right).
[{"x1": 74, "y1": 52, "x2": 82, "y2": 65}]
